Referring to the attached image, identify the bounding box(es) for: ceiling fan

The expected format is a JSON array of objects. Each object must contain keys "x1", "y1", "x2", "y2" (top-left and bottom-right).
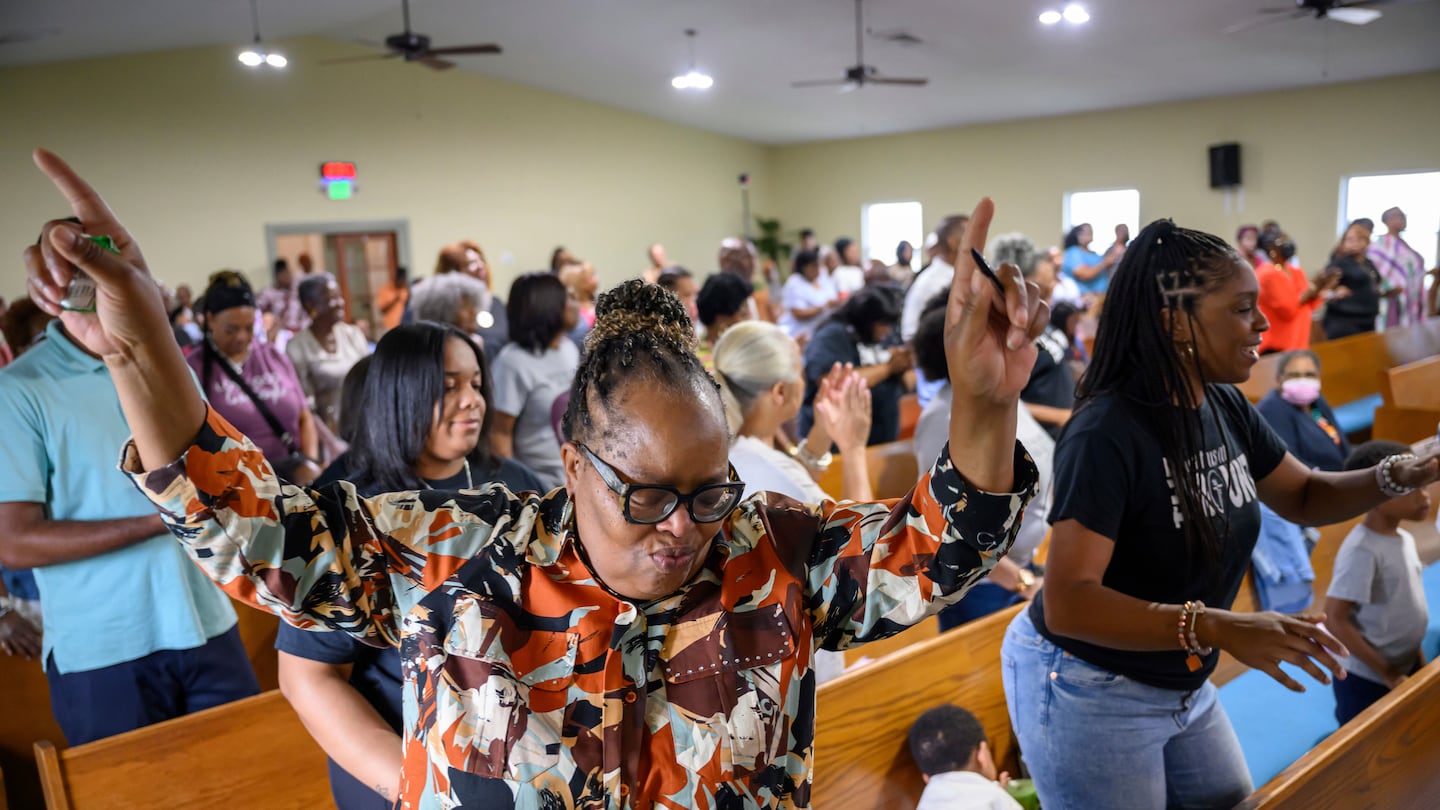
[
  {"x1": 321, "y1": 0, "x2": 502, "y2": 71},
  {"x1": 793, "y1": 0, "x2": 928, "y2": 90},
  {"x1": 1225, "y1": 0, "x2": 1415, "y2": 34}
]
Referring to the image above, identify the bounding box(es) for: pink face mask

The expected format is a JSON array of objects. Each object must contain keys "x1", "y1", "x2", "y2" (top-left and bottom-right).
[{"x1": 1280, "y1": 377, "x2": 1321, "y2": 406}]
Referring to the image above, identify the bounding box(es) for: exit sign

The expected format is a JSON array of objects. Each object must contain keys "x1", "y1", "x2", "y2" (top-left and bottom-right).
[{"x1": 319, "y1": 161, "x2": 357, "y2": 200}]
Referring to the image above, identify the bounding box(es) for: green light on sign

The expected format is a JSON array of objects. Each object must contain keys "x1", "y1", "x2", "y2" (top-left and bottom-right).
[{"x1": 326, "y1": 179, "x2": 353, "y2": 200}]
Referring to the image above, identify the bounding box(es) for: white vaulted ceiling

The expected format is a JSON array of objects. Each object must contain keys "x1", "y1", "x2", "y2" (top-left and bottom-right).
[{"x1": 3, "y1": 0, "x2": 1439, "y2": 144}]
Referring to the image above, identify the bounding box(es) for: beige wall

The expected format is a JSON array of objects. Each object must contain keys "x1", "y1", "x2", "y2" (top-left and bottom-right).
[
  {"x1": 770, "y1": 71, "x2": 1440, "y2": 273},
  {"x1": 4, "y1": 45, "x2": 1436, "y2": 306},
  {"x1": 0, "y1": 37, "x2": 774, "y2": 300}
]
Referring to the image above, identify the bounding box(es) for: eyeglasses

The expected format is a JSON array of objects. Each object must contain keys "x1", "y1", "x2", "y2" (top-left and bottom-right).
[{"x1": 577, "y1": 443, "x2": 745, "y2": 525}]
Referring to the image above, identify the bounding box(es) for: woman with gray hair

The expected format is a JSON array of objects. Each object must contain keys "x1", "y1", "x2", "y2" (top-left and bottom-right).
[
  {"x1": 286, "y1": 272, "x2": 369, "y2": 432},
  {"x1": 409, "y1": 272, "x2": 491, "y2": 344}
]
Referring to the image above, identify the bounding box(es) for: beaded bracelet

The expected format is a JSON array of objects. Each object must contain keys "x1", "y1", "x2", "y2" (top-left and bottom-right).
[
  {"x1": 1177, "y1": 600, "x2": 1213, "y2": 672},
  {"x1": 1376, "y1": 453, "x2": 1417, "y2": 498},
  {"x1": 1185, "y1": 600, "x2": 1213, "y2": 656},
  {"x1": 1176, "y1": 602, "x2": 1193, "y2": 655}
]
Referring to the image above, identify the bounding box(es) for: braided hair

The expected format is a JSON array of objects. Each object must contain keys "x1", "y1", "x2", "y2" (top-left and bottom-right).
[
  {"x1": 561, "y1": 279, "x2": 719, "y2": 444},
  {"x1": 1076, "y1": 219, "x2": 1244, "y2": 573}
]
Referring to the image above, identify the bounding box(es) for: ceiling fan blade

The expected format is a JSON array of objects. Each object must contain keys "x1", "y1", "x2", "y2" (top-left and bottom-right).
[
  {"x1": 1223, "y1": 10, "x2": 1306, "y2": 34},
  {"x1": 792, "y1": 78, "x2": 852, "y2": 88},
  {"x1": 1327, "y1": 7, "x2": 1384, "y2": 22},
  {"x1": 869, "y1": 76, "x2": 929, "y2": 86},
  {"x1": 425, "y1": 43, "x2": 502, "y2": 56},
  {"x1": 319, "y1": 52, "x2": 401, "y2": 65},
  {"x1": 417, "y1": 55, "x2": 456, "y2": 71}
]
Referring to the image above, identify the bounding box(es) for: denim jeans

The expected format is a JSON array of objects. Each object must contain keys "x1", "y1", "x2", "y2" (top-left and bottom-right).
[{"x1": 1000, "y1": 610, "x2": 1253, "y2": 810}]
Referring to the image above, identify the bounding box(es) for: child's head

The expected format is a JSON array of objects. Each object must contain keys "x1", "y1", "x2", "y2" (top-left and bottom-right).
[
  {"x1": 1346, "y1": 440, "x2": 1432, "y2": 522},
  {"x1": 908, "y1": 704, "x2": 996, "y2": 781}
]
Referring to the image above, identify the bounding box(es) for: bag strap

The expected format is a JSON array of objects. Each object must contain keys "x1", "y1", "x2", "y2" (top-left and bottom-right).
[{"x1": 210, "y1": 350, "x2": 302, "y2": 456}]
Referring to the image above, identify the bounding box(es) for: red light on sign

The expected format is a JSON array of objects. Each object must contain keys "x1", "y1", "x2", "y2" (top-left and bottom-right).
[{"x1": 320, "y1": 161, "x2": 356, "y2": 179}]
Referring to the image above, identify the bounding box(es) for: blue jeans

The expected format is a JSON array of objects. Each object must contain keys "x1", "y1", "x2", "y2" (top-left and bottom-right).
[{"x1": 1000, "y1": 610, "x2": 1253, "y2": 810}]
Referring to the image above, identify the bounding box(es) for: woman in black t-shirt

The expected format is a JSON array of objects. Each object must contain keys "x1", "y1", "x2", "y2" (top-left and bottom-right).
[
  {"x1": 1001, "y1": 219, "x2": 1440, "y2": 810},
  {"x1": 1321, "y1": 221, "x2": 1382, "y2": 340},
  {"x1": 276, "y1": 322, "x2": 542, "y2": 810}
]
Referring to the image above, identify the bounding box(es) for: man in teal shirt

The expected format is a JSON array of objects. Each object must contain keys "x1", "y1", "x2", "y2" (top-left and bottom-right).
[{"x1": 0, "y1": 319, "x2": 255, "y2": 744}]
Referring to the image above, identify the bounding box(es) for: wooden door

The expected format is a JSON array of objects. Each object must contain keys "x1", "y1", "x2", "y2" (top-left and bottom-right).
[{"x1": 329, "y1": 232, "x2": 397, "y2": 331}]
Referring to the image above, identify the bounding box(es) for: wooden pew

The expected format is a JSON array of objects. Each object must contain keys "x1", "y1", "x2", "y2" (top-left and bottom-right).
[
  {"x1": 813, "y1": 603, "x2": 1022, "y2": 810},
  {"x1": 1235, "y1": 659, "x2": 1440, "y2": 809},
  {"x1": 34, "y1": 690, "x2": 334, "y2": 810},
  {"x1": 817, "y1": 439, "x2": 921, "y2": 501},
  {"x1": 0, "y1": 653, "x2": 65, "y2": 810},
  {"x1": 897, "y1": 393, "x2": 921, "y2": 441},
  {"x1": 1373, "y1": 355, "x2": 1440, "y2": 444},
  {"x1": 1237, "y1": 317, "x2": 1440, "y2": 407},
  {"x1": 1, "y1": 601, "x2": 280, "y2": 809}
]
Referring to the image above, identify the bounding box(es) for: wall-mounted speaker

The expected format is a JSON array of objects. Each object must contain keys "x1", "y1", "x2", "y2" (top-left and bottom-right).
[{"x1": 1209, "y1": 143, "x2": 1241, "y2": 188}]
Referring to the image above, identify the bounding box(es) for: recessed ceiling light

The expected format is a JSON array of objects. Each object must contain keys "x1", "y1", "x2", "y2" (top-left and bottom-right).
[
  {"x1": 1063, "y1": 4, "x2": 1091, "y2": 24},
  {"x1": 1038, "y1": 10, "x2": 1062, "y2": 25}
]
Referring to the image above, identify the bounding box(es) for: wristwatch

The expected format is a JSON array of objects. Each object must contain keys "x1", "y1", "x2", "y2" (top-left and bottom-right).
[{"x1": 1015, "y1": 569, "x2": 1036, "y2": 592}]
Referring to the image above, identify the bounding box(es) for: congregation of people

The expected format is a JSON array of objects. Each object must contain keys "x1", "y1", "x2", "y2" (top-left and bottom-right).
[{"x1": 3, "y1": 145, "x2": 1440, "y2": 810}]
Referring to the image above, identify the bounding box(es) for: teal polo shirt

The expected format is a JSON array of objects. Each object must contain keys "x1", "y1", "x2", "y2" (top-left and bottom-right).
[{"x1": 0, "y1": 322, "x2": 235, "y2": 674}]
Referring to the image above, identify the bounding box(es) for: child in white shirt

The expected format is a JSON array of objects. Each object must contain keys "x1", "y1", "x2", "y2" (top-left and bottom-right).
[{"x1": 909, "y1": 704, "x2": 1022, "y2": 810}]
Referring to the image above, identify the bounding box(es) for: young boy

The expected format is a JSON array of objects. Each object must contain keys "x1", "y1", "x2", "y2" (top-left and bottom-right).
[
  {"x1": 1325, "y1": 439, "x2": 1432, "y2": 725},
  {"x1": 908, "y1": 704, "x2": 1022, "y2": 810}
]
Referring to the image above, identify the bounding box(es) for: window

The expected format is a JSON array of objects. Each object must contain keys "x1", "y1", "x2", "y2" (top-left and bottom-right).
[
  {"x1": 1341, "y1": 170, "x2": 1440, "y2": 270},
  {"x1": 1064, "y1": 189, "x2": 1140, "y2": 248},
  {"x1": 861, "y1": 201, "x2": 923, "y2": 266}
]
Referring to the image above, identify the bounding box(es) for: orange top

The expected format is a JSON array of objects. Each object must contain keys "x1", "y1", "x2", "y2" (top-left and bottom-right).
[
  {"x1": 1256, "y1": 262, "x2": 1318, "y2": 354},
  {"x1": 376, "y1": 282, "x2": 409, "y2": 331}
]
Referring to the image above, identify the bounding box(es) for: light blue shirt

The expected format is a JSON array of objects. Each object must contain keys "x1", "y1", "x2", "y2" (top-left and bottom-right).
[
  {"x1": 0, "y1": 322, "x2": 235, "y2": 674},
  {"x1": 1062, "y1": 244, "x2": 1109, "y2": 294}
]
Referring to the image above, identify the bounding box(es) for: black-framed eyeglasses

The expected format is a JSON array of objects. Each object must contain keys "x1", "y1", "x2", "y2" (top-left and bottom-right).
[{"x1": 577, "y1": 443, "x2": 745, "y2": 525}]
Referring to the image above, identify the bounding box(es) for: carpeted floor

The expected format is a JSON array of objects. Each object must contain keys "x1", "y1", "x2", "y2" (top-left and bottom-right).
[{"x1": 1221, "y1": 559, "x2": 1440, "y2": 787}]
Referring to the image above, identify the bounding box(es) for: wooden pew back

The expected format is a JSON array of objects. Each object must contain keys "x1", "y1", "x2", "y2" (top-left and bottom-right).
[
  {"x1": 1373, "y1": 355, "x2": 1440, "y2": 444},
  {"x1": 34, "y1": 690, "x2": 333, "y2": 810},
  {"x1": 813, "y1": 603, "x2": 1022, "y2": 810},
  {"x1": 1236, "y1": 659, "x2": 1440, "y2": 809},
  {"x1": 817, "y1": 439, "x2": 921, "y2": 502},
  {"x1": 1237, "y1": 317, "x2": 1440, "y2": 405},
  {"x1": 1, "y1": 604, "x2": 280, "y2": 809}
]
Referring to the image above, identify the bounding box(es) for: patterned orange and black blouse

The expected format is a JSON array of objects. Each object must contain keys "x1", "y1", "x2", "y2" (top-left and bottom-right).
[{"x1": 124, "y1": 407, "x2": 1037, "y2": 809}]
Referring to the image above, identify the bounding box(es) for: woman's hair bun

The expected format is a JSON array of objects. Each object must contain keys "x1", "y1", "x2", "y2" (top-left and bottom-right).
[{"x1": 587, "y1": 278, "x2": 695, "y2": 351}]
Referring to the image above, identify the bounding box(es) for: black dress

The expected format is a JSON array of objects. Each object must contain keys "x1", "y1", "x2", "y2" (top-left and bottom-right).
[{"x1": 1321, "y1": 254, "x2": 1380, "y2": 340}]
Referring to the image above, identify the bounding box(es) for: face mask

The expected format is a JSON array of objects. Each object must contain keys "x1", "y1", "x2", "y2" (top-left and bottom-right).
[{"x1": 1280, "y1": 377, "x2": 1321, "y2": 406}]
